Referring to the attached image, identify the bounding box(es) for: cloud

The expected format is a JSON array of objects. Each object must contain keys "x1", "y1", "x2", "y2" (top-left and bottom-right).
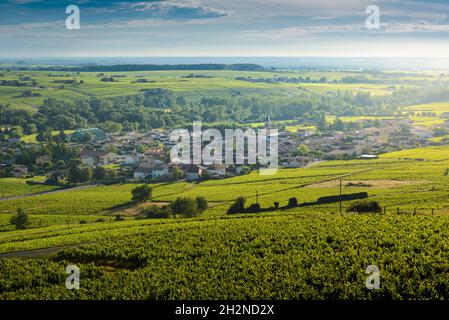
[
  {"x1": 0, "y1": 0, "x2": 229, "y2": 27},
  {"x1": 241, "y1": 20, "x2": 449, "y2": 39},
  {"x1": 124, "y1": 1, "x2": 229, "y2": 20},
  {"x1": 310, "y1": 16, "x2": 337, "y2": 21}
]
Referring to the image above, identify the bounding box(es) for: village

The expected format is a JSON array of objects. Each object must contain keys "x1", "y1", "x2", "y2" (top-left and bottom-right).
[{"x1": 0, "y1": 115, "x2": 447, "y2": 187}]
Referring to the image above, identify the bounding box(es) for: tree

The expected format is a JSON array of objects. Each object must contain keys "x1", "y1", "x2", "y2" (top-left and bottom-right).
[
  {"x1": 11, "y1": 208, "x2": 30, "y2": 230},
  {"x1": 99, "y1": 121, "x2": 123, "y2": 133},
  {"x1": 297, "y1": 144, "x2": 310, "y2": 156},
  {"x1": 131, "y1": 184, "x2": 153, "y2": 202},
  {"x1": 10, "y1": 126, "x2": 23, "y2": 138},
  {"x1": 170, "y1": 166, "x2": 183, "y2": 180},
  {"x1": 288, "y1": 197, "x2": 298, "y2": 208},
  {"x1": 24, "y1": 123, "x2": 37, "y2": 135},
  {"x1": 58, "y1": 129, "x2": 67, "y2": 142},
  {"x1": 68, "y1": 162, "x2": 82, "y2": 184},
  {"x1": 93, "y1": 166, "x2": 107, "y2": 180},
  {"x1": 82, "y1": 132, "x2": 92, "y2": 142},
  {"x1": 79, "y1": 167, "x2": 92, "y2": 183},
  {"x1": 170, "y1": 197, "x2": 199, "y2": 218},
  {"x1": 195, "y1": 196, "x2": 209, "y2": 213},
  {"x1": 227, "y1": 197, "x2": 246, "y2": 214}
]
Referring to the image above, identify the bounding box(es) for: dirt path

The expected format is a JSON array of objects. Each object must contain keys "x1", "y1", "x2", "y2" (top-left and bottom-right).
[{"x1": 0, "y1": 243, "x2": 90, "y2": 259}]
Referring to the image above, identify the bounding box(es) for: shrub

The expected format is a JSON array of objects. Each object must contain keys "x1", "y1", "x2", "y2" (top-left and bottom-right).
[
  {"x1": 10, "y1": 208, "x2": 30, "y2": 230},
  {"x1": 348, "y1": 200, "x2": 382, "y2": 213},
  {"x1": 170, "y1": 197, "x2": 200, "y2": 218},
  {"x1": 287, "y1": 197, "x2": 298, "y2": 208},
  {"x1": 93, "y1": 166, "x2": 107, "y2": 180},
  {"x1": 131, "y1": 184, "x2": 153, "y2": 202},
  {"x1": 246, "y1": 203, "x2": 261, "y2": 213},
  {"x1": 196, "y1": 197, "x2": 209, "y2": 213},
  {"x1": 115, "y1": 214, "x2": 125, "y2": 221},
  {"x1": 227, "y1": 197, "x2": 246, "y2": 214},
  {"x1": 238, "y1": 166, "x2": 251, "y2": 175},
  {"x1": 141, "y1": 205, "x2": 172, "y2": 219}
]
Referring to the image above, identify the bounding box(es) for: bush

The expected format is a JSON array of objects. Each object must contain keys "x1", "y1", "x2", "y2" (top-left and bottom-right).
[
  {"x1": 170, "y1": 197, "x2": 200, "y2": 218},
  {"x1": 287, "y1": 197, "x2": 298, "y2": 208},
  {"x1": 10, "y1": 208, "x2": 30, "y2": 230},
  {"x1": 246, "y1": 203, "x2": 261, "y2": 213},
  {"x1": 141, "y1": 205, "x2": 172, "y2": 219},
  {"x1": 115, "y1": 214, "x2": 125, "y2": 221},
  {"x1": 196, "y1": 197, "x2": 209, "y2": 213},
  {"x1": 131, "y1": 184, "x2": 153, "y2": 202},
  {"x1": 348, "y1": 200, "x2": 382, "y2": 213},
  {"x1": 93, "y1": 166, "x2": 107, "y2": 180},
  {"x1": 227, "y1": 197, "x2": 246, "y2": 214}
]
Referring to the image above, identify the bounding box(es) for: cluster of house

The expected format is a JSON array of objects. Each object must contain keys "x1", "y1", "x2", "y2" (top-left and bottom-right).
[
  {"x1": 72, "y1": 129, "x2": 235, "y2": 182},
  {"x1": 3, "y1": 116, "x2": 448, "y2": 181},
  {"x1": 300, "y1": 119, "x2": 436, "y2": 159}
]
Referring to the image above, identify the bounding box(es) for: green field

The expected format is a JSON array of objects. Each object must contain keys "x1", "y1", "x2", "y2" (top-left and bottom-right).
[
  {"x1": 405, "y1": 101, "x2": 449, "y2": 115},
  {"x1": 0, "y1": 177, "x2": 58, "y2": 198},
  {"x1": 0, "y1": 70, "x2": 413, "y2": 109},
  {"x1": 1, "y1": 145, "x2": 449, "y2": 233}
]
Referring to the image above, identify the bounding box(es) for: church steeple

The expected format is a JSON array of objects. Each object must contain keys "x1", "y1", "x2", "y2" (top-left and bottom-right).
[{"x1": 266, "y1": 114, "x2": 271, "y2": 124}]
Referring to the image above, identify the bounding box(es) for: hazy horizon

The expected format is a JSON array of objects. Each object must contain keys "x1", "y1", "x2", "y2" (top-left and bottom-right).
[
  {"x1": 1, "y1": 1, "x2": 449, "y2": 60},
  {"x1": 2, "y1": 56, "x2": 449, "y2": 70}
]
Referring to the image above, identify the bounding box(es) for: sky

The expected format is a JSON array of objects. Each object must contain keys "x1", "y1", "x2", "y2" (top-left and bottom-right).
[{"x1": 0, "y1": 0, "x2": 449, "y2": 58}]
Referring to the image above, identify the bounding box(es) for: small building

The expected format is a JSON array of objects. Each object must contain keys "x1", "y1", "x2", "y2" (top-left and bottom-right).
[
  {"x1": 358, "y1": 154, "x2": 379, "y2": 160},
  {"x1": 116, "y1": 155, "x2": 138, "y2": 166},
  {"x1": 150, "y1": 164, "x2": 170, "y2": 178},
  {"x1": 36, "y1": 154, "x2": 51, "y2": 165},
  {"x1": 205, "y1": 164, "x2": 227, "y2": 178},
  {"x1": 133, "y1": 166, "x2": 152, "y2": 181},
  {"x1": 46, "y1": 170, "x2": 67, "y2": 183},
  {"x1": 12, "y1": 165, "x2": 28, "y2": 178},
  {"x1": 80, "y1": 150, "x2": 118, "y2": 166},
  {"x1": 185, "y1": 165, "x2": 203, "y2": 182}
]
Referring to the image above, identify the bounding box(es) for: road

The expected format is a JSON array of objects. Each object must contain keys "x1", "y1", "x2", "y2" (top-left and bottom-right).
[{"x1": 0, "y1": 243, "x2": 91, "y2": 259}]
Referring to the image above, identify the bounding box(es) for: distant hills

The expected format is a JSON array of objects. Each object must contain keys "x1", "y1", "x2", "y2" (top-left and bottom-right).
[{"x1": 4, "y1": 63, "x2": 267, "y2": 72}]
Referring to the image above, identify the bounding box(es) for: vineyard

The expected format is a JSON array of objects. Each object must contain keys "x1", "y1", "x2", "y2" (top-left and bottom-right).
[
  {"x1": 1, "y1": 146, "x2": 449, "y2": 299},
  {"x1": 2, "y1": 213, "x2": 449, "y2": 299},
  {"x1": 2, "y1": 149, "x2": 449, "y2": 230}
]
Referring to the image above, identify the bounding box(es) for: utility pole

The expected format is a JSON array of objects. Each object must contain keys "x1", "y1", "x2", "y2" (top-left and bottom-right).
[
  {"x1": 339, "y1": 179, "x2": 342, "y2": 214},
  {"x1": 256, "y1": 190, "x2": 260, "y2": 213}
]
